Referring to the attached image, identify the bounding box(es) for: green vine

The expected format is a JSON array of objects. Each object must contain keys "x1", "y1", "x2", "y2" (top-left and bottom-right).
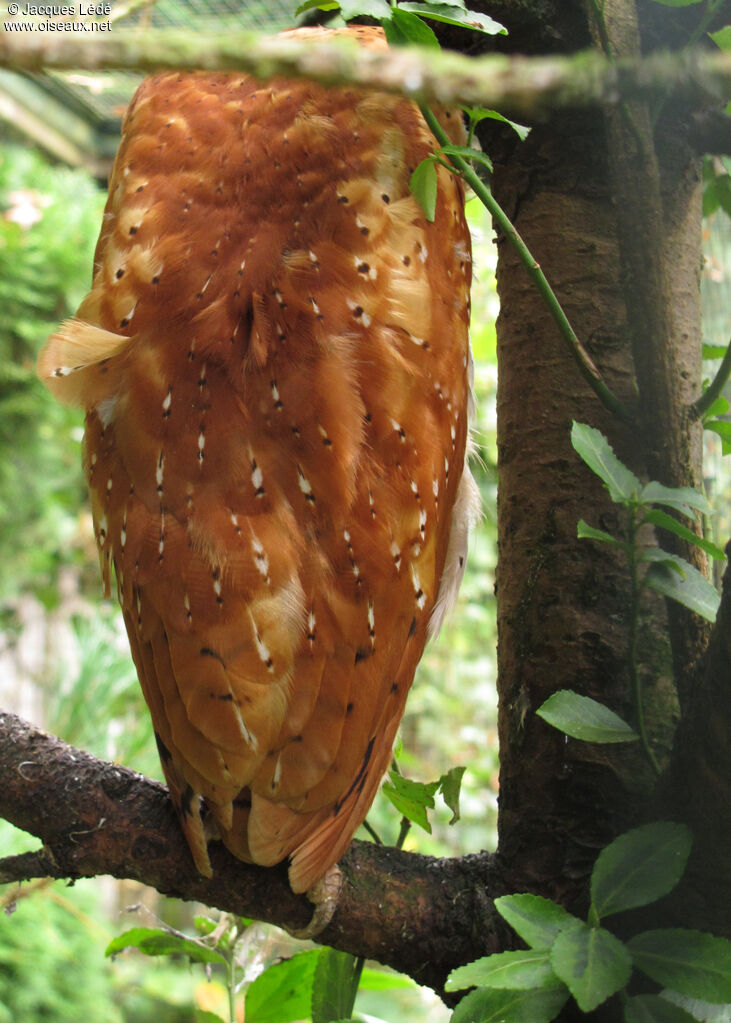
[{"x1": 415, "y1": 103, "x2": 633, "y2": 424}]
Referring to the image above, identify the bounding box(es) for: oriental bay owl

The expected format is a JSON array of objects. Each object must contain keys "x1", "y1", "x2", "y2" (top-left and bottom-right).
[{"x1": 39, "y1": 25, "x2": 477, "y2": 894}]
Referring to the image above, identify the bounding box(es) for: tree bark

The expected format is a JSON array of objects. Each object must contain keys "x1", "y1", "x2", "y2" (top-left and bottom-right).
[
  {"x1": 487, "y1": 0, "x2": 730, "y2": 958},
  {"x1": 0, "y1": 710, "x2": 509, "y2": 999},
  {"x1": 490, "y1": 102, "x2": 670, "y2": 908}
]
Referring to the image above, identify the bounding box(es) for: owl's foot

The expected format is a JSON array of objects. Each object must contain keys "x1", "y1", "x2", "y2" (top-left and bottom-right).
[{"x1": 286, "y1": 864, "x2": 344, "y2": 940}]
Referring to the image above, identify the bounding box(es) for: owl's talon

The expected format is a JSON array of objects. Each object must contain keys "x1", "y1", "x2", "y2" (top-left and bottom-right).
[{"x1": 286, "y1": 865, "x2": 344, "y2": 940}]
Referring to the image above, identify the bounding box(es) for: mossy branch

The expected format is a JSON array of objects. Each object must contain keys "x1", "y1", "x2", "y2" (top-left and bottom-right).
[
  {"x1": 0, "y1": 29, "x2": 729, "y2": 120},
  {"x1": 0, "y1": 710, "x2": 503, "y2": 998}
]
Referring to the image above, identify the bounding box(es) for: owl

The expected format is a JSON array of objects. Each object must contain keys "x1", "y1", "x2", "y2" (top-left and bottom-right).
[{"x1": 38, "y1": 25, "x2": 477, "y2": 895}]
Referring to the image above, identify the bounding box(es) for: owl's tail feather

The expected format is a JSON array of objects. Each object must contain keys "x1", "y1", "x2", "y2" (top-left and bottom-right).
[
  {"x1": 154, "y1": 732, "x2": 214, "y2": 879},
  {"x1": 37, "y1": 318, "x2": 130, "y2": 406},
  {"x1": 245, "y1": 703, "x2": 398, "y2": 894},
  {"x1": 286, "y1": 716, "x2": 398, "y2": 894}
]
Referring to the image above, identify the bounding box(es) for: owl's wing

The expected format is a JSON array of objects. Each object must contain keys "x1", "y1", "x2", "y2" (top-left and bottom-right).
[{"x1": 39, "y1": 42, "x2": 474, "y2": 890}]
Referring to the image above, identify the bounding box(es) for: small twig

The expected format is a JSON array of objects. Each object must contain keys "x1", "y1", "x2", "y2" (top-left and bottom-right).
[
  {"x1": 0, "y1": 875, "x2": 52, "y2": 910},
  {"x1": 627, "y1": 509, "x2": 661, "y2": 776},
  {"x1": 0, "y1": 847, "x2": 63, "y2": 884},
  {"x1": 396, "y1": 817, "x2": 412, "y2": 850},
  {"x1": 420, "y1": 104, "x2": 633, "y2": 424},
  {"x1": 361, "y1": 819, "x2": 384, "y2": 845},
  {"x1": 691, "y1": 339, "x2": 731, "y2": 420}
]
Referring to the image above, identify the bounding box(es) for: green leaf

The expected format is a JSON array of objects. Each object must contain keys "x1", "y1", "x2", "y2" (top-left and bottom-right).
[
  {"x1": 464, "y1": 107, "x2": 530, "y2": 140},
  {"x1": 707, "y1": 425, "x2": 731, "y2": 454},
  {"x1": 641, "y1": 548, "x2": 688, "y2": 574},
  {"x1": 340, "y1": 0, "x2": 391, "y2": 17},
  {"x1": 590, "y1": 822, "x2": 692, "y2": 919},
  {"x1": 705, "y1": 419, "x2": 731, "y2": 440},
  {"x1": 703, "y1": 178, "x2": 721, "y2": 217},
  {"x1": 536, "y1": 690, "x2": 639, "y2": 744},
  {"x1": 705, "y1": 419, "x2": 731, "y2": 456},
  {"x1": 388, "y1": 6, "x2": 441, "y2": 46},
  {"x1": 662, "y1": 991, "x2": 731, "y2": 1022},
  {"x1": 446, "y1": 950, "x2": 560, "y2": 992},
  {"x1": 396, "y1": 2, "x2": 507, "y2": 35},
  {"x1": 245, "y1": 950, "x2": 321, "y2": 1023},
  {"x1": 577, "y1": 519, "x2": 624, "y2": 547},
  {"x1": 438, "y1": 143, "x2": 494, "y2": 172},
  {"x1": 195, "y1": 1013, "x2": 226, "y2": 1023},
  {"x1": 406, "y1": 0, "x2": 467, "y2": 8},
  {"x1": 382, "y1": 771, "x2": 439, "y2": 832},
  {"x1": 702, "y1": 342, "x2": 729, "y2": 360},
  {"x1": 571, "y1": 422, "x2": 641, "y2": 504},
  {"x1": 643, "y1": 510, "x2": 726, "y2": 562},
  {"x1": 625, "y1": 995, "x2": 700, "y2": 1023},
  {"x1": 409, "y1": 158, "x2": 438, "y2": 222},
  {"x1": 699, "y1": 396, "x2": 730, "y2": 420},
  {"x1": 359, "y1": 967, "x2": 416, "y2": 991},
  {"x1": 312, "y1": 948, "x2": 362, "y2": 1023},
  {"x1": 639, "y1": 481, "x2": 711, "y2": 518},
  {"x1": 647, "y1": 0, "x2": 703, "y2": 6},
  {"x1": 645, "y1": 556, "x2": 720, "y2": 622},
  {"x1": 495, "y1": 894, "x2": 580, "y2": 950},
  {"x1": 439, "y1": 765, "x2": 466, "y2": 824},
  {"x1": 709, "y1": 26, "x2": 731, "y2": 51},
  {"x1": 550, "y1": 921, "x2": 632, "y2": 1013},
  {"x1": 294, "y1": 0, "x2": 339, "y2": 14},
  {"x1": 105, "y1": 927, "x2": 226, "y2": 965},
  {"x1": 193, "y1": 915, "x2": 217, "y2": 936},
  {"x1": 711, "y1": 173, "x2": 731, "y2": 215},
  {"x1": 628, "y1": 930, "x2": 731, "y2": 1003},
  {"x1": 450, "y1": 986, "x2": 569, "y2": 1023}
]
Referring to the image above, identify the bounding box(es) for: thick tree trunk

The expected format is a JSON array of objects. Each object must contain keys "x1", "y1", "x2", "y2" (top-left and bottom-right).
[
  {"x1": 487, "y1": 0, "x2": 728, "y2": 961},
  {"x1": 490, "y1": 105, "x2": 675, "y2": 908}
]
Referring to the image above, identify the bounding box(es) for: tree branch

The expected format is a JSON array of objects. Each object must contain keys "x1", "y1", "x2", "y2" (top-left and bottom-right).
[
  {"x1": 0, "y1": 29, "x2": 729, "y2": 119},
  {"x1": 0, "y1": 710, "x2": 505, "y2": 997},
  {"x1": 687, "y1": 108, "x2": 731, "y2": 156}
]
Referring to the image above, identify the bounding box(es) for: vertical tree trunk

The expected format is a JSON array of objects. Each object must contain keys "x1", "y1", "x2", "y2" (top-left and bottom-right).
[{"x1": 488, "y1": 77, "x2": 703, "y2": 917}]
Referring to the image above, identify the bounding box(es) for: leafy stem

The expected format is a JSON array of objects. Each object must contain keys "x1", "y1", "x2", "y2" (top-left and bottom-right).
[
  {"x1": 691, "y1": 337, "x2": 731, "y2": 420},
  {"x1": 396, "y1": 815, "x2": 413, "y2": 850},
  {"x1": 417, "y1": 103, "x2": 633, "y2": 425},
  {"x1": 361, "y1": 818, "x2": 384, "y2": 844},
  {"x1": 445, "y1": 823, "x2": 731, "y2": 1021},
  {"x1": 684, "y1": 0, "x2": 725, "y2": 51},
  {"x1": 626, "y1": 504, "x2": 660, "y2": 775},
  {"x1": 226, "y1": 946, "x2": 237, "y2": 1023},
  {"x1": 538, "y1": 424, "x2": 721, "y2": 773}
]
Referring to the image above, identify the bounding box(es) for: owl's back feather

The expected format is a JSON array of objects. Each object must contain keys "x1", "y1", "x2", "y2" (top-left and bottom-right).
[{"x1": 39, "y1": 26, "x2": 474, "y2": 893}]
